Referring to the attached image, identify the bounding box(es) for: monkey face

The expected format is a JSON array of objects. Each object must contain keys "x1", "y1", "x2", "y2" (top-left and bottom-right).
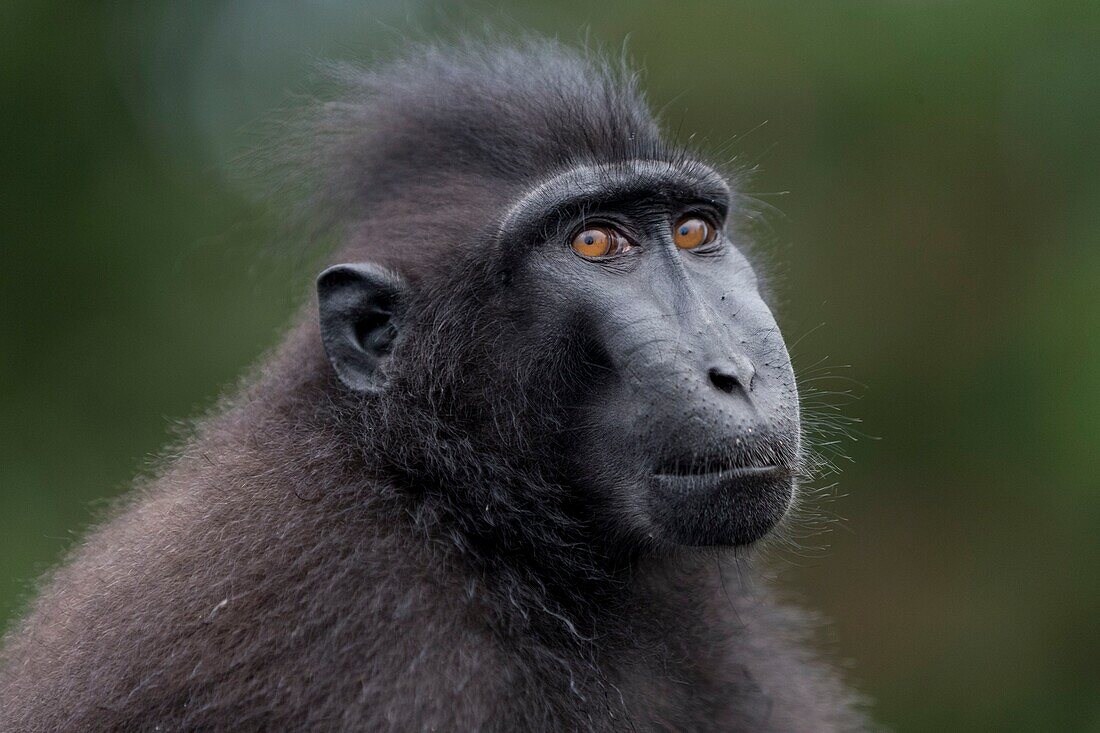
[
  {"x1": 512, "y1": 162, "x2": 801, "y2": 548},
  {"x1": 318, "y1": 160, "x2": 800, "y2": 550},
  {"x1": 560, "y1": 231, "x2": 800, "y2": 548}
]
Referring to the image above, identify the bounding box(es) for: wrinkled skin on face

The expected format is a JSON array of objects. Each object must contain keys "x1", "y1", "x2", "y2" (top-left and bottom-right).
[
  {"x1": 320, "y1": 160, "x2": 800, "y2": 552},
  {"x1": 502, "y1": 162, "x2": 800, "y2": 547}
]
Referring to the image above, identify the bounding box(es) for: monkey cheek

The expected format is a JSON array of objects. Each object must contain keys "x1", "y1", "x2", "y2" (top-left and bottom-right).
[{"x1": 642, "y1": 468, "x2": 795, "y2": 547}]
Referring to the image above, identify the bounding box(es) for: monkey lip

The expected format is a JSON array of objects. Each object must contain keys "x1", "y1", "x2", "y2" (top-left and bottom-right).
[
  {"x1": 651, "y1": 449, "x2": 788, "y2": 479},
  {"x1": 651, "y1": 464, "x2": 788, "y2": 488},
  {"x1": 644, "y1": 461, "x2": 795, "y2": 547}
]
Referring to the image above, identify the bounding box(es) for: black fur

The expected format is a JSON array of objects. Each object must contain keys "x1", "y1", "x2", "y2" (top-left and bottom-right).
[{"x1": 0, "y1": 39, "x2": 871, "y2": 731}]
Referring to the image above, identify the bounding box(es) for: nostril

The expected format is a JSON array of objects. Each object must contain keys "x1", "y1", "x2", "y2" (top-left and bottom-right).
[
  {"x1": 707, "y1": 357, "x2": 757, "y2": 394},
  {"x1": 708, "y1": 367, "x2": 740, "y2": 394}
]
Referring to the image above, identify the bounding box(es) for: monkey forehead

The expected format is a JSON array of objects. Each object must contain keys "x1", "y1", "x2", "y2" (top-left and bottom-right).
[{"x1": 497, "y1": 159, "x2": 731, "y2": 239}]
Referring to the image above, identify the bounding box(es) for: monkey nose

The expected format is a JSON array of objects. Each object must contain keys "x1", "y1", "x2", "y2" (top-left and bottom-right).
[{"x1": 706, "y1": 355, "x2": 756, "y2": 395}]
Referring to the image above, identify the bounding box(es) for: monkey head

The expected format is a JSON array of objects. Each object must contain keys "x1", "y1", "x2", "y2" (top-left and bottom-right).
[{"x1": 316, "y1": 159, "x2": 799, "y2": 552}]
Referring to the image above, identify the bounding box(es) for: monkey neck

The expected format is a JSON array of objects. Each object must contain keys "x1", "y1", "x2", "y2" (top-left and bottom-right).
[
  {"x1": 381, "y1": 468, "x2": 743, "y2": 647},
  {"x1": 459, "y1": 534, "x2": 748, "y2": 670}
]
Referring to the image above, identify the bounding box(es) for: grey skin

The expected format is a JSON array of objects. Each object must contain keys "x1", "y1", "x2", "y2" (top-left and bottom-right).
[{"x1": 319, "y1": 159, "x2": 800, "y2": 551}]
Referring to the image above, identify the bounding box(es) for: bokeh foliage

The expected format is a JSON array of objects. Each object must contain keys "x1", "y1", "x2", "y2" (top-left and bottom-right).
[{"x1": 2, "y1": 2, "x2": 1098, "y2": 730}]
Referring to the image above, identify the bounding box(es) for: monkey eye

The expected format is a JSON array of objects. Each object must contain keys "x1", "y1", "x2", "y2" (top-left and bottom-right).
[
  {"x1": 672, "y1": 217, "x2": 717, "y2": 250},
  {"x1": 570, "y1": 226, "x2": 633, "y2": 258}
]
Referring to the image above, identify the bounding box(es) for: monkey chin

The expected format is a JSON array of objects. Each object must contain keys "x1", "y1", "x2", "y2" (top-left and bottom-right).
[{"x1": 644, "y1": 465, "x2": 795, "y2": 547}]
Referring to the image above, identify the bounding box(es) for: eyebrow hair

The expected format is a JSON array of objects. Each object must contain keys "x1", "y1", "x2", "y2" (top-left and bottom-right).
[{"x1": 497, "y1": 159, "x2": 731, "y2": 242}]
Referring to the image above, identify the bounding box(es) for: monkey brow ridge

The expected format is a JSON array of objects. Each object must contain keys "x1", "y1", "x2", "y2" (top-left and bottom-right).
[{"x1": 497, "y1": 159, "x2": 731, "y2": 240}]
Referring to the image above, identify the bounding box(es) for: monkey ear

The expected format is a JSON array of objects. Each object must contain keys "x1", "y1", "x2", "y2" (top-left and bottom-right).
[{"x1": 316, "y1": 263, "x2": 408, "y2": 394}]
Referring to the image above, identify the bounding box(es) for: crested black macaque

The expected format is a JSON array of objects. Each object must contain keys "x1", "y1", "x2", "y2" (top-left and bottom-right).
[{"x1": 0, "y1": 41, "x2": 871, "y2": 731}]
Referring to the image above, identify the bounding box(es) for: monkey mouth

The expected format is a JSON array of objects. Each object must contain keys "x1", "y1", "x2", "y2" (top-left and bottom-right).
[
  {"x1": 644, "y1": 457, "x2": 794, "y2": 547},
  {"x1": 650, "y1": 464, "x2": 790, "y2": 498},
  {"x1": 651, "y1": 449, "x2": 788, "y2": 480},
  {"x1": 655, "y1": 462, "x2": 787, "y2": 479}
]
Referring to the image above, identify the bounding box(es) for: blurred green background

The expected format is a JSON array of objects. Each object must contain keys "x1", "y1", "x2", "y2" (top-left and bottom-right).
[{"x1": 3, "y1": 1, "x2": 1098, "y2": 729}]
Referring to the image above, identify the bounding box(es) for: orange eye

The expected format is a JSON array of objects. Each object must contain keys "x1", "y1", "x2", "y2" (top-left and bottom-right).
[
  {"x1": 672, "y1": 217, "x2": 716, "y2": 250},
  {"x1": 571, "y1": 226, "x2": 632, "y2": 258}
]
